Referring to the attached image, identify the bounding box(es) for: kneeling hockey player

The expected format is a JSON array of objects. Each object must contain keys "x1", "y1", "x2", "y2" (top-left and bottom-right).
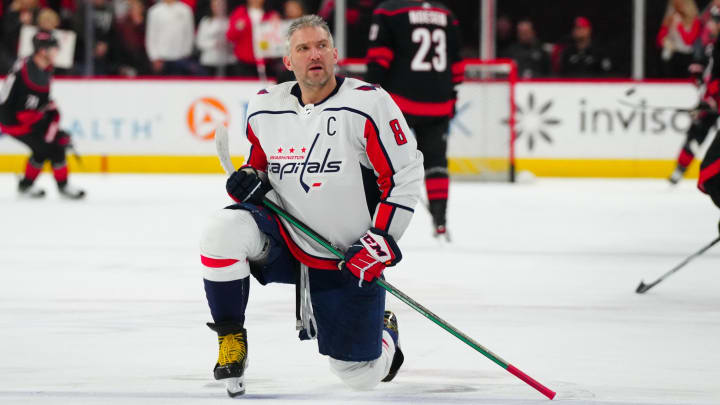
[{"x1": 199, "y1": 15, "x2": 423, "y2": 396}]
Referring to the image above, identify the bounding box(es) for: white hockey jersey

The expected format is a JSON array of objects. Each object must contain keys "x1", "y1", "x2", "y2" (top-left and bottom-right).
[{"x1": 243, "y1": 76, "x2": 424, "y2": 269}]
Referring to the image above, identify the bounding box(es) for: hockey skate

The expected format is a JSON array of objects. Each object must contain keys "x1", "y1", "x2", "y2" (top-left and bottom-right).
[
  {"x1": 433, "y1": 224, "x2": 451, "y2": 242},
  {"x1": 18, "y1": 179, "x2": 45, "y2": 198},
  {"x1": 381, "y1": 311, "x2": 404, "y2": 382},
  {"x1": 207, "y1": 322, "x2": 248, "y2": 397},
  {"x1": 58, "y1": 182, "x2": 86, "y2": 200},
  {"x1": 429, "y1": 201, "x2": 451, "y2": 242},
  {"x1": 668, "y1": 166, "x2": 687, "y2": 185}
]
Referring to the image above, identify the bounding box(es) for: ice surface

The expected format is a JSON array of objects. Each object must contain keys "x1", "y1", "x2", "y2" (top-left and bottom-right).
[{"x1": 0, "y1": 174, "x2": 718, "y2": 405}]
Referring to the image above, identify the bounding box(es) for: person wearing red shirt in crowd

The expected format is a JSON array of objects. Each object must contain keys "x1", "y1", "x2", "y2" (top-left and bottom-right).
[
  {"x1": 657, "y1": 0, "x2": 702, "y2": 78},
  {"x1": 226, "y1": 0, "x2": 279, "y2": 78}
]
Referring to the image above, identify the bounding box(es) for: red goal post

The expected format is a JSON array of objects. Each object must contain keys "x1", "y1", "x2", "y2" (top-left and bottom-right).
[{"x1": 337, "y1": 58, "x2": 517, "y2": 182}]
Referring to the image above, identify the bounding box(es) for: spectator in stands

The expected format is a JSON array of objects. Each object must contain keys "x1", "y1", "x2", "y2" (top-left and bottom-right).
[
  {"x1": 112, "y1": 0, "x2": 150, "y2": 76},
  {"x1": 146, "y1": 0, "x2": 200, "y2": 75},
  {"x1": 557, "y1": 17, "x2": 613, "y2": 78},
  {"x1": 283, "y1": 0, "x2": 304, "y2": 20},
  {"x1": 0, "y1": 0, "x2": 39, "y2": 72},
  {"x1": 496, "y1": 14, "x2": 514, "y2": 57},
  {"x1": 318, "y1": 0, "x2": 378, "y2": 58},
  {"x1": 46, "y1": 0, "x2": 75, "y2": 29},
  {"x1": 196, "y1": 0, "x2": 236, "y2": 76},
  {"x1": 36, "y1": 7, "x2": 60, "y2": 31},
  {"x1": 72, "y1": 0, "x2": 115, "y2": 75},
  {"x1": 272, "y1": 0, "x2": 305, "y2": 83},
  {"x1": 501, "y1": 18, "x2": 550, "y2": 78},
  {"x1": 37, "y1": 8, "x2": 71, "y2": 75},
  {"x1": 111, "y1": 0, "x2": 129, "y2": 19},
  {"x1": 698, "y1": 0, "x2": 720, "y2": 46},
  {"x1": 658, "y1": 0, "x2": 701, "y2": 78},
  {"x1": 226, "y1": 0, "x2": 279, "y2": 78}
]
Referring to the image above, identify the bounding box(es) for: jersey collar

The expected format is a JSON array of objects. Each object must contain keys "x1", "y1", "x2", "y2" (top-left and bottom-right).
[{"x1": 290, "y1": 76, "x2": 345, "y2": 107}]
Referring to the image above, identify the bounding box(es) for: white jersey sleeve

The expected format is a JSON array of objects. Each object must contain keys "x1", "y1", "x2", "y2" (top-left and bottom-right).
[{"x1": 359, "y1": 87, "x2": 424, "y2": 240}]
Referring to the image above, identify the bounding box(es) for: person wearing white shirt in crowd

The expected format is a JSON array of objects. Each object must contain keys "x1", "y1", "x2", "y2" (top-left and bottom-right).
[
  {"x1": 146, "y1": 0, "x2": 199, "y2": 75},
  {"x1": 196, "y1": 0, "x2": 237, "y2": 76}
]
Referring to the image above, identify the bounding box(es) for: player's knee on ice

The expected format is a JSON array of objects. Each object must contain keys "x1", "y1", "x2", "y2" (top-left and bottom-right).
[
  {"x1": 329, "y1": 357, "x2": 391, "y2": 390},
  {"x1": 200, "y1": 208, "x2": 268, "y2": 281}
]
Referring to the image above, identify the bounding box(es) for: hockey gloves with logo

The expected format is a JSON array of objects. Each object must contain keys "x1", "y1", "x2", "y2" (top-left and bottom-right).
[
  {"x1": 226, "y1": 166, "x2": 271, "y2": 204},
  {"x1": 340, "y1": 228, "x2": 402, "y2": 287}
]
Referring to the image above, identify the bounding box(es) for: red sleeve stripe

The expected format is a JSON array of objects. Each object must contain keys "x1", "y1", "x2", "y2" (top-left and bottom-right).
[
  {"x1": 200, "y1": 255, "x2": 240, "y2": 268},
  {"x1": 246, "y1": 123, "x2": 268, "y2": 171},
  {"x1": 16, "y1": 110, "x2": 44, "y2": 125},
  {"x1": 374, "y1": 202, "x2": 396, "y2": 231},
  {"x1": 367, "y1": 47, "x2": 395, "y2": 61},
  {"x1": 367, "y1": 47, "x2": 394, "y2": 69},
  {"x1": 21, "y1": 61, "x2": 50, "y2": 93},
  {"x1": 698, "y1": 159, "x2": 720, "y2": 193},
  {"x1": 451, "y1": 62, "x2": 465, "y2": 75},
  {"x1": 369, "y1": 58, "x2": 391, "y2": 69},
  {"x1": 273, "y1": 215, "x2": 339, "y2": 270},
  {"x1": 0, "y1": 123, "x2": 30, "y2": 135},
  {"x1": 364, "y1": 118, "x2": 395, "y2": 200},
  {"x1": 389, "y1": 92, "x2": 455, "y2": 117},
  {"x1": 374, "y1": 6, "x2": 450, "y2": 16}
]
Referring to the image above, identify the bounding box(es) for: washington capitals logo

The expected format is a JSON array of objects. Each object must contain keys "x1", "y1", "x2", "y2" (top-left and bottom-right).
[{"x1": 267, "y1": 133, "x2": 342, "y2": 193}]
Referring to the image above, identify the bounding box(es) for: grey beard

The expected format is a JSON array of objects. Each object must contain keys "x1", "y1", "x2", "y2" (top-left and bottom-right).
[{"x1": 302, "y1": 74, "x2": 330, "y2": 89}]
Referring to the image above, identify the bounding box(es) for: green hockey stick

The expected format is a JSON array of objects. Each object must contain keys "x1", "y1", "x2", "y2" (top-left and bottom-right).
[{"x1": 214, "y1": 126, "x2": 556, "y2": 400}]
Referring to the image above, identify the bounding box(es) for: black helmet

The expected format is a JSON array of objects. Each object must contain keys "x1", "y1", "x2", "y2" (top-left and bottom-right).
[{"x1": 32, "y1": 30, "x2": 59, "y2": 53}]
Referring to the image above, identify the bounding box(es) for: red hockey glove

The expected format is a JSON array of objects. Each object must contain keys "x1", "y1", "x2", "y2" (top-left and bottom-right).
[
  {"x1": 340, "y1": 228, "x2": 402, "y2": 287},
  {"x1": 55, "y1": 130, "x2": 72, "y2": 147}
]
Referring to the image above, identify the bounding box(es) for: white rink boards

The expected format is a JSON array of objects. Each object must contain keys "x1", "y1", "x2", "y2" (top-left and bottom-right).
[{"x1": 0, "y1": 174, "x2": 718, "y2": 405}]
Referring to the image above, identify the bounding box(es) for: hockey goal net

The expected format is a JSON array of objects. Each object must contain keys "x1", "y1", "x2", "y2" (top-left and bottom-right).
[{"x1": 337, "y1": 58, "x2": 517, "y2": 182}]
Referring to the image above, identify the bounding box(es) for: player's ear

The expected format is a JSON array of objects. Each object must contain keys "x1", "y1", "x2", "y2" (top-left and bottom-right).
[
  {"x1": 332, "y1": 47, "x2": 338, "y2": 64},
  {"x1": 283, "y1": 55, "x2": 292, "y2": 71}
]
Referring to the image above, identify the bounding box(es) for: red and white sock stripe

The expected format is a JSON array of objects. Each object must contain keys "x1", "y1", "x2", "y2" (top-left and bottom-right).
[{"x1": 200, "y1": 254, "x2": 250, "y2": 282}]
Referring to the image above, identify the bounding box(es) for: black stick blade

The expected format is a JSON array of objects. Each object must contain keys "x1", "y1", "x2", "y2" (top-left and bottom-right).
[{"x1": 636, "y1": 281, "x2": 649, "y2": 294}]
